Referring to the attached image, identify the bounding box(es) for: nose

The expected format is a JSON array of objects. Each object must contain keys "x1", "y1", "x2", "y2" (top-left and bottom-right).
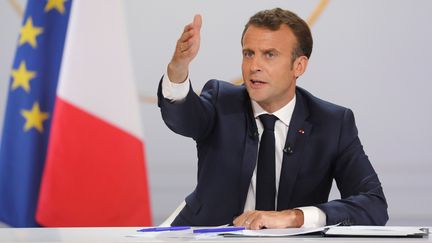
[{"x1": 250, "y1": 57, "x2": 262, "y2": 73}]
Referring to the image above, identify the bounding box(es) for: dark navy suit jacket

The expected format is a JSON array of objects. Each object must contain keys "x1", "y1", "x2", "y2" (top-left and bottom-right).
[{"x1": 158, "y1": 79, "x2": 388, "y2": 226}]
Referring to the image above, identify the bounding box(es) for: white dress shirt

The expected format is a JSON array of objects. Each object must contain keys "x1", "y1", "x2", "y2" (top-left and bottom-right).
[{"x1": 162, "y1": 74, "x2": 326, "y2": 227}]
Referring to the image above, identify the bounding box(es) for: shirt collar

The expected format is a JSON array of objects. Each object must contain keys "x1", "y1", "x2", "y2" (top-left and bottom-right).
[{"x1": 251, "y1": 96, "x2": 296, "y2": 127}]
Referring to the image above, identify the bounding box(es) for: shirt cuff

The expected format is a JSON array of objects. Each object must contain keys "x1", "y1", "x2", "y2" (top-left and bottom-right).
[
  {"x1": 296, "y1": 206, "x2": 326, "y2": 228},
  {"x1": 161, "y1": 73, "x2": 190, "y2": 101}
]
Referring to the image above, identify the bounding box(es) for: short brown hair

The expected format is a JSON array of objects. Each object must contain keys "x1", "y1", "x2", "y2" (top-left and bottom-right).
[{"x1": 241, "y1": 8, "x2": 313, "y2": 62}]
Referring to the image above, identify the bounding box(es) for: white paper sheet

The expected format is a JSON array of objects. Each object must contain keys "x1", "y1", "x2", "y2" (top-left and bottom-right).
[
  {"x1": 324, "y1": 226, "x2": 429, "y2": 237},
  {"x1": 222, "y1": 226, "x2": 328, "y2": 237}
]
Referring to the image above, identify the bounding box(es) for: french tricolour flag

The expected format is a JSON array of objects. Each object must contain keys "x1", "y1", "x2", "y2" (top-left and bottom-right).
[
  {"x1": 0, "y1": 0, "x2": 152, "y2": 227},
  {"x1": 36, "y1": 0, "x2": 152, "y2": 226}
]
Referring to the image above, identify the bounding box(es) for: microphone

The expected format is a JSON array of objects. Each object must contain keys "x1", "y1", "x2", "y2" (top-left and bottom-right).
[
  {"x1": 283, "y1": 144, "x2": 294, "y2": 154},
  {"x1": 249, "y1": 130, "x2": 259, "y2": 138}
]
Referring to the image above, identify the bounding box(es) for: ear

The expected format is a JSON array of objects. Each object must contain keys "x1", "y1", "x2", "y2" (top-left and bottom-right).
[{"x1": 293, "y1": 56, "x2": 308, "y2": 78}]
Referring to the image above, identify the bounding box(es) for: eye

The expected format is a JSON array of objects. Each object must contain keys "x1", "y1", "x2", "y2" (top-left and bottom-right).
[
  {"x1": 243, "y1": 50, "x2": 254, "y2": 58},
  {"x1": 265, "y1": 51, "x2": 276, "y2": 58}
]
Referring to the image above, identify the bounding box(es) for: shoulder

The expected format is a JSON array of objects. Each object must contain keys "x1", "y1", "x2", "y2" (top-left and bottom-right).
[
  {"x1": 202, "y1": 79, "x2": 246, "y2": 94},
  {"x1": 296, "y1": 86, "x2": 354, "y2": 122},
  {"x1": 297, "y1": 87, "x2": 360, "y2": 151},
  {"x1": 201, "y1": 79, "x2": 247, "y2": 104}
]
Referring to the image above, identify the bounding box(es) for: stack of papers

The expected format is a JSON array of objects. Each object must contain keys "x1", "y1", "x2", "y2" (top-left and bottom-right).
[
  {"x1": 225, "y1": 226, "x2": 429, "y2": 238},
  {"x1": 324, "y1": 226, "x2": 429, "y2": 238},
  {"x1": 129, "y1": 225, "x2": 429, "y2": 239},
  {"x1": 222, "y1": 226, "x2": 327, "y2": 237}
]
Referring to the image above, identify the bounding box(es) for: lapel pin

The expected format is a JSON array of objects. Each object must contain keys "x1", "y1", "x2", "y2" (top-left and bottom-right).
[{"x1": 298, "y1": 129, "x2": 305, "y2": 134}]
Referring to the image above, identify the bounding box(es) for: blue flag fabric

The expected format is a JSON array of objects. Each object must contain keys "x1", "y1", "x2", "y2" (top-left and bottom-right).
[{"x1": 0, "y1": 1, "x2": 72, "y2": 227}]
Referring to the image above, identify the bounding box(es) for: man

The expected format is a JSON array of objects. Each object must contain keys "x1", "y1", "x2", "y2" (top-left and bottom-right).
[{"x1": 158, "y1": 8, "x2": 388, "y2": 229}]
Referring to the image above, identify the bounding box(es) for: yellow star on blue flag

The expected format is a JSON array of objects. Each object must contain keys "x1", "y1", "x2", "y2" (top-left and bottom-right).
[
  {"x1": 45, "y1": 0, "x2": 67, "y2": 14},
  {"x1": 21, "y1": 102, "x2": 50, "y2": 133},
  {"x1": 19, "y1": 17, "x2": 44, "y2": 48},
  {"x1": 11, "y1": 61, "x2": 37, "y2": 92}
]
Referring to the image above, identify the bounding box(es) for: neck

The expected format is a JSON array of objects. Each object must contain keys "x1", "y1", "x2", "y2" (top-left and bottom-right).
[{"x1": 257, "y1": 93, "x2": 295, "y2": 113}]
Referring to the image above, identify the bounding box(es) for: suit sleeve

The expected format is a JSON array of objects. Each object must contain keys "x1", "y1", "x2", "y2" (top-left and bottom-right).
[
  {"x1": 157, "y1": 77, "x2": 218, "y2": 141},
  {"x1": 316, "y1": 109, "x2": 389, "y2": 226}
]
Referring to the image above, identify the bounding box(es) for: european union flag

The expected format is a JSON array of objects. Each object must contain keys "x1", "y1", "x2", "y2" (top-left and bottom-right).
[{"x1": 0, "y1": 0, "x2": 72, "y2": 227}]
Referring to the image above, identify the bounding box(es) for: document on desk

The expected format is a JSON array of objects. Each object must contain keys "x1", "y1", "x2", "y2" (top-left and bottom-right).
[
  {"x1": 323, "y1": 226, "x2": 429, "y2": 237},
  {"x1": 222, "y1": 226, "x2": 328, "y2": 237},
  {"x1": 223, "y1": 225, "x2": 429, "y2": 238},
  {"x1": 128, "y1": 225, "x2": 429, "y2": 239}
]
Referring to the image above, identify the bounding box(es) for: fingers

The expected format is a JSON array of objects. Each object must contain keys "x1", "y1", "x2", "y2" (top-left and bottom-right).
[
  {"x1": 182, "y1": 14, "x2": 201, "y2": 33},
  {"x1": 183, "y1": 23, "x2": 193, "y2": 32},
  {"x1": 233, "y1": 211, "x2": 265, "y2": 230},
  {"x1": 178, "y1": 16, "x2": 201, "y2": 52},
  {"x1": 233, "y1": 210, "x2": 303, "y2": 230},
  {"x1": 233, "y1": 211, "x2": 250, "y2": 226},
  {"x1": 179, "y1": 28, "x2": 193, "y2": 43},
  {"x1": 177, "y1": 30, "x2": 194, "y2": 53},
  {"x1": 193, "y1": 14, "x2": 202, "y2": 30},
  {"x1": 175, "y1": 15, "x2": 201, "y2": 55}
]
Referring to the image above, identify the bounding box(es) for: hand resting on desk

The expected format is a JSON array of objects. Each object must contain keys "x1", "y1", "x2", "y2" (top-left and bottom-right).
[{"x1": 233, "y1": 209, "x2": 304, "y2": 230}]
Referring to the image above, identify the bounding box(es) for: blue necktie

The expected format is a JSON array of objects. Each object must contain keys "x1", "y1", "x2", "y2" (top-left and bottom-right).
[{"x1": 255, "y1": 114, "x2": 278, "y2": 211}]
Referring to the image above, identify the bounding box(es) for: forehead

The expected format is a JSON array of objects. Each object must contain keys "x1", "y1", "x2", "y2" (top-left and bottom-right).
[{"x1": 242, "y1": 25, "x2": 297, "y2": 50}]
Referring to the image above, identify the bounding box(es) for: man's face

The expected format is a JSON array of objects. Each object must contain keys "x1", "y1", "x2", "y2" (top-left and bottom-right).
[{"x1": 242, "y1": 25, "x2": 307, "y2": 112}]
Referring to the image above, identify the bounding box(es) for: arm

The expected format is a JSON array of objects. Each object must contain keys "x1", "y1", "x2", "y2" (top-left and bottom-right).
[
  {"x1": 316, "y1": 109, "x2": 389, "y2": 226},
  {"x1": 158, "y1": 15, "x2": 217, "y2": 141},
  {"x1": 158, "y1": 78, "x2": 217, "y2": 141}
]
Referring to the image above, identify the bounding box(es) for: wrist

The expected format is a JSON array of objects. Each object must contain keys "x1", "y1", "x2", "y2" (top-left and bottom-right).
[
  {"x1": 167, "y1": 62, "x2": 188, "y2": 83},
  {"x1": 292, "y1": 209, "x2": 304, "y2": 227},
  {"x1": 281, "y1": 209, "x2": 304, "y2": 228}
]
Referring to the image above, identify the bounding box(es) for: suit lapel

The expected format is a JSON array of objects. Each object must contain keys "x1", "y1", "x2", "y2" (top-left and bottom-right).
[
  {"x1": 277, "y1": 89, "x2": 312, "y2": 210},
  {"x1": 239, "y1": 92, "x2": 259, "y2": 213}
]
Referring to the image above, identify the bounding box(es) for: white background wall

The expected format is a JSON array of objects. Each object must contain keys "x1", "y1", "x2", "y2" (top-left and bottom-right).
[{"x1": 1, "y1": 0, "x2": 431, "y2": 226}]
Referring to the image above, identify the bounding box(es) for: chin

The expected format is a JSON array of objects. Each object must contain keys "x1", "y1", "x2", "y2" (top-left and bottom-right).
[{"x1": 248, "y1": 93, "x2": 267, "y2": 104}]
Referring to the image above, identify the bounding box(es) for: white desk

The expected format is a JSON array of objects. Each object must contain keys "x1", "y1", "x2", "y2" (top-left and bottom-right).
[{"x1": 0, "y1": 227, "x2": 429, "y2": 243}]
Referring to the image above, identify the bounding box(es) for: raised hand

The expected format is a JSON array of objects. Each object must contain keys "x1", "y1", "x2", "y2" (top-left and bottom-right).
[{"x1": 167, "y1": 14, "x2": 202, "y2": 83}]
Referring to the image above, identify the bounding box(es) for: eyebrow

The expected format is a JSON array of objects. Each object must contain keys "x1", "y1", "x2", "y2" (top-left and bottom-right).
[
  {"x1": 242, "y1": 48, "x2": 279, "y2": 53},
  {"x1": 242, "y1": 48, "x2": 254, "y2": 53},
  {"x1": 262, "y1": 48, "x2": 279, "y2": 53}
]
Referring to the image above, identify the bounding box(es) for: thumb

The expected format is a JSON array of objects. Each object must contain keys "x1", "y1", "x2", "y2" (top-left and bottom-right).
[{"x1": 193, "y1": 14, "x2": 202, "y2": 30}]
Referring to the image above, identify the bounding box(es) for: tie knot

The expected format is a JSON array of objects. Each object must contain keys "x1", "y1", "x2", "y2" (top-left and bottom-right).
[{"x1": 259, "y1": 114, "x2": 278, "y2": 131}]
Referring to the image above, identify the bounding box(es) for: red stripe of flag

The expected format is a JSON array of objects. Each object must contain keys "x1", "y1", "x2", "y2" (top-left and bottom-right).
[{"x1": 36, "y1": 97, "x2": 152, "y2": 226}]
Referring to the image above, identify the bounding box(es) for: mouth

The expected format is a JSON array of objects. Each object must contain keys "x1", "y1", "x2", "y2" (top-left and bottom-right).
[
  {"x1": 250, "y1": 79, "x2": 266, "y2": 84},
  {"x1": 249, "y1": 79, "x2": 267, "y2": 88}
]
